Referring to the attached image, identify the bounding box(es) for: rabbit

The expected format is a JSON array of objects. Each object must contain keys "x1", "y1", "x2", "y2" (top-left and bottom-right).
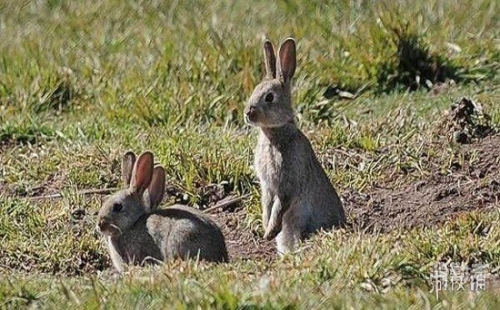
[
  {"x1": 97, "y1": 151, "x2": 229, "y2": 272},
  {"x1": 244, "y1": 38, "x2": 346, "y2": 255}
]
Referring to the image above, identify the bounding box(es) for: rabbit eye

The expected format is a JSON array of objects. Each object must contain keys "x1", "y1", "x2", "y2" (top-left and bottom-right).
[
  {"x1": 264, "y1": 93, "x2": 274, "y2": 103},
  {"x1": 112, "y1": 203, "x2": 123, "y2": 212}
]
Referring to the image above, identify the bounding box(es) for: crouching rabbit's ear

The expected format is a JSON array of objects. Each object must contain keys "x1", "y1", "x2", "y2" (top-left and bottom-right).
[
  {"x1": 129, "y1": 151, "x2": 154, "y2": 197},
  {"x1": 122, "y1": 151, "x2": 136, "y2": 187},
  {"x1": 144, "y1": 165, "x2": 166, "y2": 212}
]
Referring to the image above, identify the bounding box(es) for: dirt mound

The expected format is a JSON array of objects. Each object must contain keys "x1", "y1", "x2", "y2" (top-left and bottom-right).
[
  {"x1": 346, "y1": 134, "x2": 500, "y2": 232},
  {"x1": 437, "y1": 97, "x2": 494, "y2": 144}
]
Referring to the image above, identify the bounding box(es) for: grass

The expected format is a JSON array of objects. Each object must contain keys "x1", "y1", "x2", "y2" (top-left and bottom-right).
[
  {"x1": 1, "y1": 0, "x2": 500, "y2": 308},
  {"x1": 3, "y1": 211, "x2": 500, "y2": 308}
]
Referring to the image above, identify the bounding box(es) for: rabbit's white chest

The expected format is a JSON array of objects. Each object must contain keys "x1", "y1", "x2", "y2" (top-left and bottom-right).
[
  {"x1": 255, "y1": 139, "x2": 282, "y2": 192},
  {"x1": 106, "y1": 236, "x2": 125, "y2": 272}
]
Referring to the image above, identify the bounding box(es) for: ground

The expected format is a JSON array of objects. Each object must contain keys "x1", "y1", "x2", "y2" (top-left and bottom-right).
[
  {"x1": 347, "y1": 134, "x2": 500, "y2": 233},
  {"x1": 2, "y1": 98, "x2": 500, "y2": 275},
  {"x1": 1, "y1": 0, "x2": 500, "y2": 308}
]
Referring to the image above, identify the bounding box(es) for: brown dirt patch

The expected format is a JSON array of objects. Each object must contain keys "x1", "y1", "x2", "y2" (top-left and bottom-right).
[
  {"x1": 209, "y1": 207, "x2": 276, "y2": 262},
  {"x1": 345, "y1": 134, "x2": 500, "y2": 232}
]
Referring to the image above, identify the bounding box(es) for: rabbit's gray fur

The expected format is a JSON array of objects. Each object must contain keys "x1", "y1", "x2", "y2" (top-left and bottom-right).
[
  {"x1": 244, "y1": 38, "x2": 346, "y2": 254},
  {"x1": 97, "y1": 151, "x2": 229, "y2": 271}
]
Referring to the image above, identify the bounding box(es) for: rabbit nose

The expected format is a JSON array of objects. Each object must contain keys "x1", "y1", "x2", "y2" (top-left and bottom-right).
[
  {"x1": 97, "y1": 219, "x2": 108, "y2": 232},
  {"x1": 246, "y1": 106, "x2": 259, "y2": 122},
  {"x1": 245, "y1": 106, "x2": 256, "y2": 116}
]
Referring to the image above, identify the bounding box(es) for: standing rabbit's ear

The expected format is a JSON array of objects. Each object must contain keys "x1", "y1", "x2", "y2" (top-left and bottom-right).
[
  {"x1": 263, "y1": 39, "x2": 277, "y2": 79},
  {"x1": 278, "y1": 38, "x2": 296, "y2": 85},
  {"x1": 122, "y1": 151, "x2": 136, "y2": 187},
  {"x1": 130, "y1": 151, "x2": 154, "y2": 196},
  {"x1": 147, "y1": 165, "x2": 166, "y2": 211}
]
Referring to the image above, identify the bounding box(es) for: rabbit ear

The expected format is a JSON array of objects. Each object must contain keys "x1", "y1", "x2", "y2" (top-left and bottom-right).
[
  {"x1": 278, "y1": 38, "x2": 296, "y2": 85},
  {"x1": 263, "y1": 39, "x2": 277, "y2": 79},
  {"x1": 130, "y1": 151, "x2": 154, "y2": 196},
  {"x1": 147, "y1": 165, "x2": 166, "y2": 211},
  {"x1": 121, "y1": 151, "x2": 136, "y2": 187}
]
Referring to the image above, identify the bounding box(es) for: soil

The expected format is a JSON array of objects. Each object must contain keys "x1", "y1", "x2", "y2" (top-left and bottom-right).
[
  {"x1": 344, "y1": 134, "x2": 500, "y2": 233},
  {"x1": 210, "y1": 206, "x2": 277, "y2": 262}
]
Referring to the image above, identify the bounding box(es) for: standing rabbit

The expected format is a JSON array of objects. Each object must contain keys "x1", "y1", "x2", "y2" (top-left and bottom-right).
[
  {"x1": 244, "y1": 38, "x2": 346, "y2": 254},
  {"x1": 97, "y1": 151, "x2": 229, "y2": 272}
]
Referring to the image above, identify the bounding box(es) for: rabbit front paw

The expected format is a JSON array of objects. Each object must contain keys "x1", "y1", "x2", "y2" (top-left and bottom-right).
[{"x1": 263, "y1": 221, "x2": 282, "y2": 240}]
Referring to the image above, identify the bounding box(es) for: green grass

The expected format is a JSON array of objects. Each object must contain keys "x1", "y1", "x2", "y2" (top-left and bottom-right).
[
  {"x1": 1, "y1": 0, "x2": 500, "y2": 308},
  {"x1": 2, "y1": 211, "x2": 500, "y2": 308}
]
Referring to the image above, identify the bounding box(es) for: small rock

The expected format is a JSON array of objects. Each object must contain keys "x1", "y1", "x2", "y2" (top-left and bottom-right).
[
  {"x1": 381, "y1": 278, "x2": 391, "y2": 288},
  {"x1": 360, "y1": 282, "x2": 374, "y2": 292},
  {"x1": 71, "y1": 209, "x2": 86, "y2": 220}
]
